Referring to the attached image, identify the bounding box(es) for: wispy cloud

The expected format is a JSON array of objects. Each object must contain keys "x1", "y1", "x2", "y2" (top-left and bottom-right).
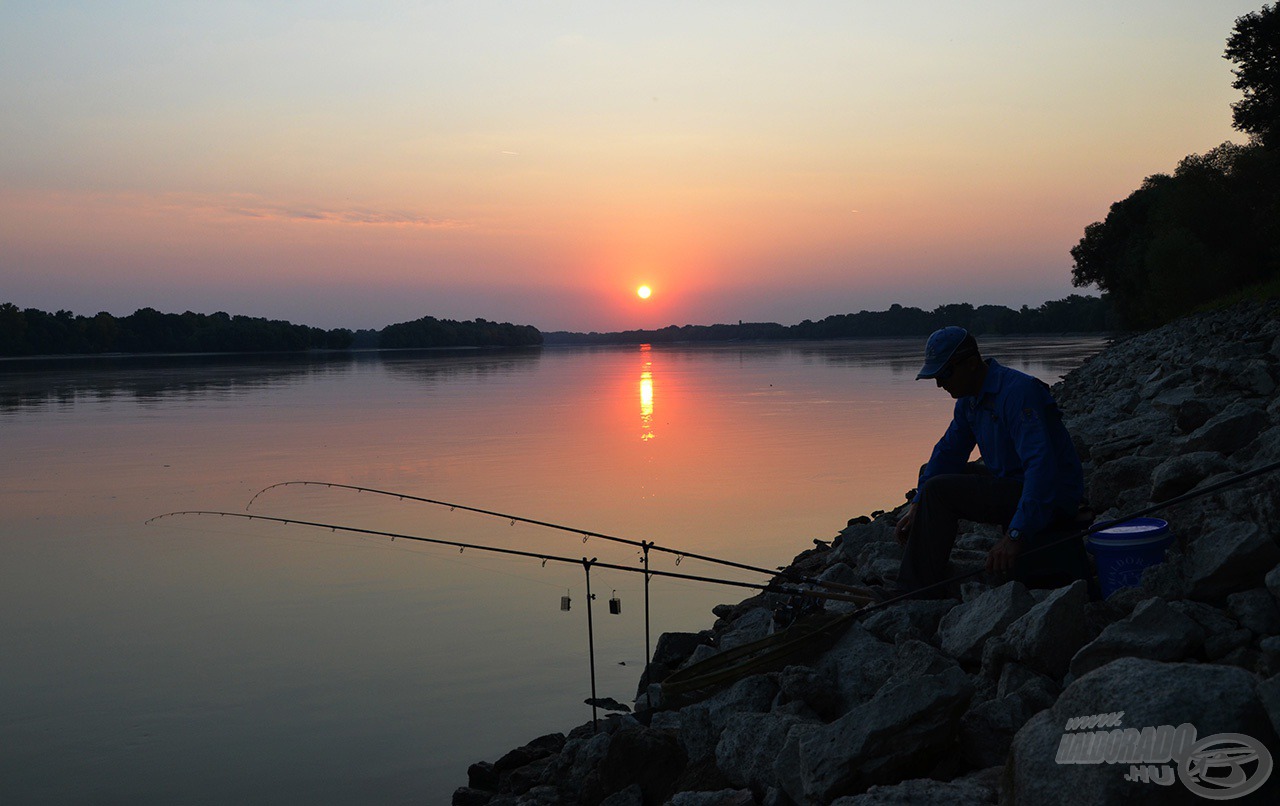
[{"x1": 175, "y1": 193, "x2": 469, "y2": 229}]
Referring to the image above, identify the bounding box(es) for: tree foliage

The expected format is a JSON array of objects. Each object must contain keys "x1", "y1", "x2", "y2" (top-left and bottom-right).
[
  {"x1": 1070, "y1": 6, "x2": 1280, "y2": 329},
  {"x1": 377, "y1": 316, "x2": 542, "y2": 348},
  {"x1": 1226, "y1": 3, "x2": 1280, "y2": 148}
]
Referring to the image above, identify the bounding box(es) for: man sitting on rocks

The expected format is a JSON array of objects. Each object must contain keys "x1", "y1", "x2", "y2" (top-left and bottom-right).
[{"x1": 887, "y1": 326, "x2": 1088, "y2": 599}]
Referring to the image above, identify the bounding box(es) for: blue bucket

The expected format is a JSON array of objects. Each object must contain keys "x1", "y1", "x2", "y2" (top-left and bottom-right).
[{"x1": 1087, "y1": 518, "x2": 1174, "y2": 598}]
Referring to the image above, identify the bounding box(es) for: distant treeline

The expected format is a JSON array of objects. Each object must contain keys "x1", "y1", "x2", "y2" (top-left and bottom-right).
[
  {"x1": 544, "y1": 294, "x2": 1113, "y2": 345},
  {"x1": 1070, "y1": 5, "x2": 1280, "y2": 328},
  {"x1": 0, "y1": 304, "x2": 542, "y2": 357}
]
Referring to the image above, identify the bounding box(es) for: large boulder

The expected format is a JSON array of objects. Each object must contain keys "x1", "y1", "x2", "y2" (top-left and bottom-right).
[
  {"x1": 1187, "y1": 521, "x2": 1280, "y2": 600},
  {"x1": 995, "y1": 580, "x2": 1091, "y2": 680},
  {"x1": 1069, "y1": 598, "x2": 1206, "y2": 679},
  {"x1": 936, "y1": 581, "x2": 1036, "y2": 665},
  {"x1": 860, "y1": 598, "x2": 958, "y2": 644},
  {"x1": 1149, "y1": 452, "x2": 1230, "y2": 503},
  {"x1": 815, "y1": 621, "x2": 896, "y2": 713},
  {"x1": 776, "y1": 666, "x2": 974, "y2": 803},
  {"x1": 1183, "y1": 401, "x2": 1270, "y2": 456},
  {"x1": 677, "y1": 674, "x2": 778, "y2": 763},
  {"x1": 715, "y1": 712, "x2": 811, "y2": 791},
  {"x1": 1008, "y1": 658, "x2": 1280, "y2": 804}
]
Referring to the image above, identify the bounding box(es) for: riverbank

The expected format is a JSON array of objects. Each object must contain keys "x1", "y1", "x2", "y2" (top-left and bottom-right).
[{"x1": 456, "y1": 300, "x2": 1280, "y2": 805}]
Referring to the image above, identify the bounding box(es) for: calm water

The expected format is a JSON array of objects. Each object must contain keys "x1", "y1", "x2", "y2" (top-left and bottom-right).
[{"x1": 0, "y1": 337, "x2": 1104, "y2": 804}]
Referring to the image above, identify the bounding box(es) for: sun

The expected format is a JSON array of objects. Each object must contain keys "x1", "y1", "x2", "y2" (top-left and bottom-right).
[{"x1": 637, "y1": 285, "x2": 652, "y2": 300}]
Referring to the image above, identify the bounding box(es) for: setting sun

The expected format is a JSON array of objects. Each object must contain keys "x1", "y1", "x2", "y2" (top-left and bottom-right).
[{"x1": 637, "y1": 285, "x2": 652, "y2": 300}]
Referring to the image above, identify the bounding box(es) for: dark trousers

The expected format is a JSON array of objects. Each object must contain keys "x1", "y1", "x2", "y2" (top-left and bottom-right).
[{"x1": 896, "y1": 465, "x2": 1089, "y2": 598}]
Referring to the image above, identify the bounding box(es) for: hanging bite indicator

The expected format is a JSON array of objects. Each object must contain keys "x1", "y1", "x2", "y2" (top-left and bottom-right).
[
  {"x1": 608, "y1": 590, "x2": 622, "y2": 615},
  {"x1": 560, "y1": 589, "x2": 572, "y2": 611}
]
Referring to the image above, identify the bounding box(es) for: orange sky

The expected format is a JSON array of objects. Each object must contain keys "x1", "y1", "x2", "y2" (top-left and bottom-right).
[{"x1": 0, "y1": 2, "x2": 1262, "y2": 331}]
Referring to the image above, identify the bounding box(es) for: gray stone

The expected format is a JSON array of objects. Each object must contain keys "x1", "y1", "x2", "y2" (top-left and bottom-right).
[
  {"x1": 1205, "y1": 628, "x2": 1254, "y2": 660},
  {"x1": 776, "y1": 666, "x2": 973, "y2": 803},
  {"x1": 1259, "y1": 673, "x2": 1280, "y2": 741},
  {"x1": 936, "y1": 581, "x2": 1035, "y2": 665},
  {"x1": 1009, "y1": 658, "x2": 1280, "y2": 805},
  {"x1": 668, "y1": 790, "x2": 755, "y2": 806},
  {"x1": 1269, "y1": 563, "x2": 1280, "y2": 605},
  {"x1": 828, "y1": 773, "x2": 999, "y2": 805},
  {"x1": 816, "y1": 622, "x2": 896, "y2": 713},
  {"x1": 1149, "y1": 451, "x2": 1231, "y2": 502},
  {"x1": 1069, "y1": 598, "x2": 1206, "y2": 678},
  {"x1": 1184, "y1": 401, "x2": 1270, "y2": 456},
  {"x1": 1188, "y1": 521, "x2": 1280, "y2": 600},
  {"x1": 598, "y1": 783, "x2": 643, "y2": 806},
  {"x1": 860, "y1": 598, "x2": 957, "y2": 644},
  {"x1": 718, "y1": 607, "x2": 775, "y2": 651},
  {"x1": 715, "y1": 712, "x2": 810, "y2": 791},
  {"x1": 998, "y1": 580, "x2": 1090, "y2": 680},
  {"x1": 677, "y1": 674, "x2": 779, "y2": 762},
  {"x1": 1228, "y1": 587, "x2": 1280, "y2": 635},
  {"x1": 1088, "y1": 456, "x2": 1162, "y2": 511},
  {"x1": 1175, "y1": 398, "x2": 1216, "y2": 434},
  {"x1": 959, "y1": 675, "x2": 1057, "y2": 769}
]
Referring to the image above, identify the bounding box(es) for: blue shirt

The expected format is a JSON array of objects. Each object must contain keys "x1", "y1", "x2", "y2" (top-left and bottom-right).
[{"x1": 919, "y1": 359, "x2": 1084, "y2": 537}]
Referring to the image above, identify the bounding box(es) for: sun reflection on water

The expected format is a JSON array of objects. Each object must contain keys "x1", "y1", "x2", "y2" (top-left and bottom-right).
[{"x1": 639, "y1": 344, "x2": 655, "y2": 441}]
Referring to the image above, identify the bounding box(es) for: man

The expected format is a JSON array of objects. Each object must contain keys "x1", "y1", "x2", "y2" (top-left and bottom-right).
[{"x1": 889, "y1": 326, "x2": 1087, "y2": 598}]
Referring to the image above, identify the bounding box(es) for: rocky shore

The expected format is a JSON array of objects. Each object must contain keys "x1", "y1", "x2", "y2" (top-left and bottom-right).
[{"x1": 455, "y1": 300, "x2": 1280, "y2": 805}]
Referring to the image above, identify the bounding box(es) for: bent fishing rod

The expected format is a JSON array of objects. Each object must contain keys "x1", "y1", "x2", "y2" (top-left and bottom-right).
[
  {"x1": 144, "y1": 510, "x2": 874, "y2": 605},
  {"x1": 245, "y1": 480, "x2": 858, "y2": 593}
]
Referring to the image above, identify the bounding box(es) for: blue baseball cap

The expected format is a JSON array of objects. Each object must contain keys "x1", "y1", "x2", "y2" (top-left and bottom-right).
[{"x1": 916, "y1": 326, "x2": 978, "y2": 379}]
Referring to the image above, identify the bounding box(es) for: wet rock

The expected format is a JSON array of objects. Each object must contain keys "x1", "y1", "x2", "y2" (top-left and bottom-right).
[
  {"x1": 776, "y1": 666, "x2": 973, "y2": 803},
  {"x1": 936, "y1": 581, "x2": 1035, "y2": 665},
  {"x1": 1187, "y1": 520, "x2": 1280, "y2": 600},
  {"x1": 1009, "y1": 658, "x2": 1280, "y2": 805},
  {"x1": 1069, "y1": 598, "x2": 1206, "y2": 678},
  {"x1": 1149, "y1": 451, "x2": 1230, "y2": 502}
]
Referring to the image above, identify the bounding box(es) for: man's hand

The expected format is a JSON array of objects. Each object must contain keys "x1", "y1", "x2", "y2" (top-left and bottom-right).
[
  {"x1": 894, "y1": 502, "x2": 918, "y2": 546},
  {"x1": 986, "y1": 532, "x2": 1023, "y2": 575}
]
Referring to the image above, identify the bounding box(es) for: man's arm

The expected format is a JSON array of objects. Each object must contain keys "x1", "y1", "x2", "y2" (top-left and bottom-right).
[
  {"x1": 918, "y1": 401, "x2": 976, "y2": 489},
  {"x1": 1003, "y1": 383, "x2": 1061, "y2": 538}
]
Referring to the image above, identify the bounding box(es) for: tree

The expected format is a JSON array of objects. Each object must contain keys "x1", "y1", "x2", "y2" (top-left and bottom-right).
[{"x1": 1226, "y1": 4, "x2": 1280, "y2": 148}]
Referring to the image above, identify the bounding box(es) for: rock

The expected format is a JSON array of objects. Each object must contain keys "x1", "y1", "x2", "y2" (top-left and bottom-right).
[
  {"x1": 668, "y1": 790, "x2": 755, "y2": 806},
  {"x1": 959, "y1": 676, "x2": 1057, "y2": 769},
  {"x1": 718, "y1": 607, "x2": 775, "y2": 651},
  {"x1": 1228, "y1": 587, "x2": 1280, "y2": 635},
  {"x1": 716, "y1": 712, "x2": 811, "y2": 791},
  {"x1": 775, "y1": 664, "x2": 840, "y2": 720},
  {"x1": 599, "y1": 783, "x2": 644, "y2": 806},
  {"x1": 1069, "y1": 598, "x2": 1206, "y2": 678},
  {"x1": 860, "y1": 598, "x2": 957, "y2": 644},
  {"x1": 1184, "y1": 401, "x2": 1271, "y2": 456},
  {"x1": 1187, "y1": 521, "x2": 1280, "y2": 600},
  {"x1": 1259, "y1": 673, "x2": 1280, "y2": 740},
  {"x1": 677, "y1": 674, "x2": 778, "y2": 763},
  {"x1": 892, "y1": 638, "x2": 959, "y2": 679},
  {"x1": 936, "y1": 581, "x2": 1035, "y2": 665},
  {"x1": 1149, "y1": 451, "x2": 1230, "y2": 502},
  {"x1": 1205, "y1": 628, "x2": 1253, "y2": 661},
  {"x1": 1174, "y1": 398, "x2": 1215, "y2": 434},
  {"x1": 997, "y1": 580, "x2": 1090, "y2": 680},
  {"x1": 468, "y1": 761, "x2": 499, "y2": 791},
  {"x1": 581, "y1": 726, "x2": 685, "y2": 806},
  {"x1": 452, "y1": 787, "x2": 493, "y2": 806},
  {"x1": 815, "y1": 622, "x2": 896, "y2": 713},
  {"x1": 1268, "y1": 563, "x2": 1280, "y2": 605},
  {"x1": 776, "y1": 666, "x2": 973, "y2": 803},
  {"x1": 828, "y1": 773, "x2": 999, "y2": 805},
  {"x1": 1009, "y1": 658, "x2": 1280, "y2": 805},
  {"x1": 1089, "y1": 456, "x2": 1162, "y2": 511}
]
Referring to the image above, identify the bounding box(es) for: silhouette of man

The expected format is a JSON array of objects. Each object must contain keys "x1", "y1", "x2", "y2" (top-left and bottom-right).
[{"x1": 889, "y1": 327, "x2": 1087, "y2": 598}]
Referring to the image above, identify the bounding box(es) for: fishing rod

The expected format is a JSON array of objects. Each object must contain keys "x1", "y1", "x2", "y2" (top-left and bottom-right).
[
  {"x1": 144, "y1": 510, "x2": 873, "y2": 605},
  {"x1": 246, "y1": 481, "x2": 864, "y2": 594}
]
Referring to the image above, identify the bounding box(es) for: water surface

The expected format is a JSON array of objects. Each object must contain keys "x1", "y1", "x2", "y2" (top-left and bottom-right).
[{"x1": 0, "y1": 337, "x2": 1104, "y2": 804}]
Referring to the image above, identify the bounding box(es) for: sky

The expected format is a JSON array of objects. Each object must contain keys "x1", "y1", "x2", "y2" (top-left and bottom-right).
[{"x1": 0, "y1": 1, "x2": 1264, "y2": 332}]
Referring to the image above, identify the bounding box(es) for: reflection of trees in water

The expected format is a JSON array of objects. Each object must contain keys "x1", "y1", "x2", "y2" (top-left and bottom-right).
[
  {"x1": 0, "y1": 348, "x2": 543, "y2": 413},
  {"x1": 377, "y1": 347, "x2": 542, "y2": 387},
  {"x1": 608, "y1": 337, "x2": 1108, "y2": 379}
]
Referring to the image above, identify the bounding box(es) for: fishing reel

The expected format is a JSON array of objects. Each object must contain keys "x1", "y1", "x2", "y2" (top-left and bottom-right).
[{"x1": 772, "y1": 591, "x2": 825, "y2": 628}]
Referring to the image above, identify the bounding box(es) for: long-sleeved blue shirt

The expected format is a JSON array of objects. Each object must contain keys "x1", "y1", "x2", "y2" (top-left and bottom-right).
[{"x1": 918, "y1": 359, "x2": 1084, "y2": 537}]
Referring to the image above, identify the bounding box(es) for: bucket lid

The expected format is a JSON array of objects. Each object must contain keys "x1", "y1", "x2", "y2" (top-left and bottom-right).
[{"x1": 1093, "y1": 517, "x2": 1168, "y2": 538}]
